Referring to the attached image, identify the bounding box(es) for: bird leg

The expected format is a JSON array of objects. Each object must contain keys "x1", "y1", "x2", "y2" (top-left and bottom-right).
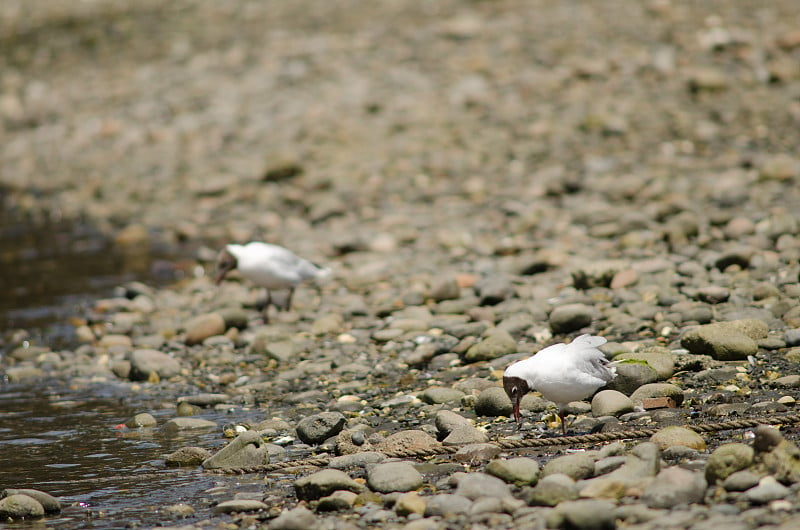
[
  {"x1": 559, "y1": 410, "x2": 567, "y2": 436},
  {"x1": 255, "y1": 289, "x2": 273, "y2": 322},
  {"x1": 285, "y1": 287, "x2": 295, "y2": 312}
]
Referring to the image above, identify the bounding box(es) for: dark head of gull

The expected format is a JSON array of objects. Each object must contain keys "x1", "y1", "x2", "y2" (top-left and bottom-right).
[
  {"x1": 214, "y1": 248, "x2": 238, "y2": 285},
  {"x1": 503, "y1": 375, "x2": 530, "y2": 423}
]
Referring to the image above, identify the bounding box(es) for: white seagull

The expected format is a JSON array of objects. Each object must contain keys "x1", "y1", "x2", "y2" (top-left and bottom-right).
[
  {"x1": 215, "y1": 242, "x2": 330, "y2": 319},
  {"x1": 503, "y1": 334, "x2": 616, "y2": 435}
]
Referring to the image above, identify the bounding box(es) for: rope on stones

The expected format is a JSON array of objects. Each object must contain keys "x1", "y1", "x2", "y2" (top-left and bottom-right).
[{"x1": 206, "y1": 411, "x2": 800, "y2": 474}]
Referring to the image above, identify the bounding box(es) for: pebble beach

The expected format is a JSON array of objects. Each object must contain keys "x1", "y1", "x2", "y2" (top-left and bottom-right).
[{"x1": 2, "y1": 1, "x2": 800, "y2": 528}]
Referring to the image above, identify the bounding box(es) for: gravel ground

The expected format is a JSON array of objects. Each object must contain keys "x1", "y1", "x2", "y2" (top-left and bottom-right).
[{"x1": 3, "y1": 0, "x2": 800, "y2": 528}]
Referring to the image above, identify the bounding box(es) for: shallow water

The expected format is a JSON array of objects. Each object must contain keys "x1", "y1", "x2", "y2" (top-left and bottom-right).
[
  {"x1": 0, "y1": 379, "x2": 268, "y2": 528},
  {"x1": 0, "y1": 203, "x2": 175, "y2": 348},
  {"x1": 0, "y1": 207, "x2": 262, "y2": 528}
]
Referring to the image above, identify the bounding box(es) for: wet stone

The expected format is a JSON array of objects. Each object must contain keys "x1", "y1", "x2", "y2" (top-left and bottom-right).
[
  {"x1": 453, "y1": 472, "x2": 512, "y2": 500},
  {"x1": 178, "y1": 393, "x2": 231, "y2": 407},
  {"x1": 217, "y1": 307, "x2": 249, "y2": 330},
  {"x1": 214, "y1": 499, "x2": 268, "y2": 514},
  {"x1": 706, "y1": 443, "x2": 755, "y2": 484},
  {"x1": 316, "y1": 490, "x2": 358, "y2": 512},
  {"x1": 442, "y1": 424, "x2": 488, "y2": 446},
  {"x1": 680, "y1": 320, "x2": 767, "y2": 361},
  {"x1": 548, "y1": 499, "x2": 617, "y2": 530},
  {"x1": 5, "y1": 366, "x2": 43, "y2": 382},
  {"x1": 616, "y1": 504, "x2": 664, "y2": 524},
  {"x1": 424, "y1": 494, "x2": 472, "y2": 516},
  {"x1": 257, "y1": 339, "x2": 297, "y2": 363},
  {"x1": 329, "y1": 453, "x2": 387, "y2": 472},
  {"x1": 0, "y1": 494, "x2": 45, "y2": 519},
  {"x1": 750, "y1": 401, "x2": 789, "y2": 414},
  {"x1": 614, "y1": 350, "x2": 675, "y2": 380},
  {"x1": 641, "y1": 467, "x2": 707, "y2": 509},
  {"x1": 184, "y1": 313, "x2": 226, "y2": 346},
  {"x1": 497, "y1": 313, "x2": 535, "y2": 338},
  {"x1": 593, "y1": 455, "x2": 627, "y2": 476},
  {"x1": 523, "y1": 473, "x2": 579, "y2": 506},
  {"x1": 162, "y1": 417, "x2": 218, "y2": 434},
  {"x1": 753, "y1": 425, "x2": 787, "y2": 453},
  {"x1": 453, "y1": 443, "x2": 502, "y2": 463},
  {"x1": 772, "y1": 375, "x2": 800, "y2": 388},
  {"x1": 311, "y1": 313, "x2": 344, "y2": 335},
  {"x1": 176, "y1": 401, "x2": 202, "y2": 416},
  {"x1": 367, "y1": 462, "x2": 423, "y2": 493},
  {"x1": 128, "y1": 349, "x2": 181, "y2": 381},
  {"x1": 603, "y1": 442, "x2": 661, "y2": 484},
  {"x1": 96, "y1": 335, "x2": 132, "y2": 349},
  {"x1": 474, "y1": 386, "x2": 512, "y2": 417},
  {"x1": 434, "y1": 410, "x2": 473, "y2": 437},
  {"x1": 376, "y1": 430, "x2": 442, "y2": 455},
  {"x1": 465, "y1": 329, "x2": 517, "y2": 362},
  {"x1": 723, "y1": 470, "x2": 761, "y2": 492},
  {"x1": 1, "y1": 489, "x2": 60, "y2": 514},
  {"x1": 429, "y1": 276, "x2": 461, "y2": 302},
  {"x1": 443, "y1": 321, "x2": 489, "y2": 339},
  {"x1": 650, "y1": 426, "x2": 707, "y2": 451},
  {"x1": 294, "y1": 469, "x2": 363, "y2": 501},
  {"x1": 202, "y1": 431, "x2": 269, "y2": 470},
  {"x1": 402, "y1": 343, "x2": 438, "y2": 367},
  {"x1": 696, "y1": 285, "x2": 730, "y2": 304},
  {"x1": 549, "y1": 303, "x2": 594, "y2": 334},
  {"x1": 126, "y1": 412, "x2": 157, "y2": 428},
  {"x1": 744, "y1": 476, "x2": 790, "y2": 504},
  {"x1": 474, "y1": 275, "x2": 515, "y2": 306},
  {"x1": 606, "y1": 361, "x2": 659, "y2": 394},
  {"x1": 591, "y1": 390, "x2": 634, "y2": 417},
  {"x1": 485, "y1": 457, "x2": 540, "y2": 486},
  {"x1": 110, "y1": 360, "x2": 131, "y2": 379},
  {"x1": 662, "y1": 445, "x2": 700, "y2": 462},
  {"x1": 165, "y1": 446, "x2": 212, "y2": 467},
  {"x1": 629, "y1": 383, "x2": 685, "y2": 407},
  {"x1": 336, "y1": 429, "x2": 376, "y2": 455},
  {"x1": 572, "y1": 261, "x2": 625, "y2": 289},
  {"x1": 752, "y1": 426, "x2": 800, "y2": 484},
  {"x1": 454, "y1": 377, "x2": 496, "y2": 394},
  {"x1": 296, "y1": 412, "x2": 347, "y2": 445},
  {"x1": 419, "y1": 386, "x2": 465, "y2": 404},
  {"x1": 707, "y1": 403, "x2": 751, "y2": 417},
  {"x1": 542, "y1": 452, "x2": 596, "y2": 481},
  {"x1": 394, "y1": 491, "x2": 427, "y2": 516},
  {"x1": 784, "y1": 328, "x2": 800, "y2": 347},
  {"x1": 164, "y1": 503, "x2": 195, "y2": 517},
  {"x1": 268, "y1": 505, "x2": 317, "y2": 530}
]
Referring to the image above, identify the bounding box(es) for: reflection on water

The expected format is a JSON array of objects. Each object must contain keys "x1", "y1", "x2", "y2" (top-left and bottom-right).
[
  {"x1": 0, "y1": 195, "x2": 181, "y2": 349},
  {"x1": 0, "y1": 195, "x2": 260, "y2": 527},
  {"x1": 0, "y1": 380, "x2": 267, "y2": 528}
]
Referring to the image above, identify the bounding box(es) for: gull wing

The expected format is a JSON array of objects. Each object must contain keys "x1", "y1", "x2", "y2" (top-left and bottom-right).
[{"x1": 566, "y1": 334, "x2": 616, "y2": 383}]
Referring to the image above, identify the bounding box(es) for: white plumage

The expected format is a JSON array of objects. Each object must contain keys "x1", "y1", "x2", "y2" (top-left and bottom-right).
[
  {"x1": 225, "y1": 242, "x2": 329, "y2": 290},
  {"x1": 503, "y1": 334, "x2": 616, "y2": 434},
  {"x1": 215, "y1": 242, "x2": 330, "y2": 319}
]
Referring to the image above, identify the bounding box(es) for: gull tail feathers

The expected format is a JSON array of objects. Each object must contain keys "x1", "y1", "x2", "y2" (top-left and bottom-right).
[
  {"x1": 312, "y1": 264, "x2": 332, "y2": 278},
  {"x1": 569, "y1": 334, "x2": 608, "y2": 349}
]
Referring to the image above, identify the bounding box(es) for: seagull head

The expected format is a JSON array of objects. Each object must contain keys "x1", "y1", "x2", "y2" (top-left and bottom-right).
[
  {"x1": 214, "y1": 248, "x2": 238, "y2": 285},
  {"x1": 502, "y1": 375, "x2": 530, "y2": 423}
]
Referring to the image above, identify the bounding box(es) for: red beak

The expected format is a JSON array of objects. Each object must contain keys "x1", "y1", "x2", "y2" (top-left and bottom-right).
[{"x1": 512, "y1": 397, "x2": 521, "y2": 423}]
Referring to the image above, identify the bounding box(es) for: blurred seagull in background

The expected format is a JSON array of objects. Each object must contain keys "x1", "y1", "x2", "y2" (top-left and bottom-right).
[
  {"x1": 503, "y1": 334, "x2": 616, "y2": 435},
  {"x1": 215, "y1": 242, "x2": 330, "y2": 320}
]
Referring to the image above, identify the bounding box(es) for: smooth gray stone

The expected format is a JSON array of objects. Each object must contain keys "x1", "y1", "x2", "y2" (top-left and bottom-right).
[
  {"x1": 1, "y1": 489, "x2": 60, "y2": 514},
  {"x1": 367, "y1": 462, "x2": 423, "y2": 493},
  {"x1": 202, "y1": 431, "x2": 269, "y2": 470}
]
